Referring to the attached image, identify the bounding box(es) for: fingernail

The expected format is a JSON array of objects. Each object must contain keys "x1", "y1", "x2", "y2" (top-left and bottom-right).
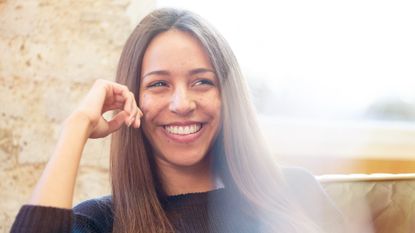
[{"x1": 127, "y1": 116, "x2": 135, "y2": 127}]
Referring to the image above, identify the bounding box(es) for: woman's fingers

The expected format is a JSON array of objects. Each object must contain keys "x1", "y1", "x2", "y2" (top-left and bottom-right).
[
  {"x1": 81, "y1": 80, "x2": 144, "y2": 138},
  {"x1": 110, "y1": 83, "x2": 133, "y2": 116},
  {"x1": 126, "y1": 105, "x2": 143, "y2": 128},
  {"x1": 131, "y1": 92, "x2": 143, "y2": 116},
  {"x1": 132, "y1": 100, "x2": 143, "y2": 128},
  {"x1": 106, "y1": 95, "x2": 142, "y2": 128},
  {"x1": 102, "y1": 100, "x2": 142, "y2": 128},
  {"x1": 101, "y1": 87, "x2": 142, "y2": 128},
  {"x1": 102, "y1": 101, "x2": 124, "y2": 113},
  {"x1": 132, "y1": 109, "x2": 142, "y2": 128},
  {"x1": 107, "y1": 111, "x2": 129, "y2": 134},
  {"x1": 128, "y1": 92, "x2": 136, "y2": 122}
]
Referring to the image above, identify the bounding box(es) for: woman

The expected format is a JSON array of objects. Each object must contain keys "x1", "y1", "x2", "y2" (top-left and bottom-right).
[{"x1": 11, "y1": 8, "x2": 344, "y2": 233}]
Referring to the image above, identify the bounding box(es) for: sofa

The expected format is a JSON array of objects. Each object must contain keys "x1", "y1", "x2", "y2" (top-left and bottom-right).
[{"x1": 319, "y1": 173, "x2": 415, "y2": 233}]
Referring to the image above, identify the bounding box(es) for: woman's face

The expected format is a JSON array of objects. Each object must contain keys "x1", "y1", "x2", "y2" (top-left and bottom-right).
[{"x1": 139, "y1": 29, "x2": 221, "y2": 170}]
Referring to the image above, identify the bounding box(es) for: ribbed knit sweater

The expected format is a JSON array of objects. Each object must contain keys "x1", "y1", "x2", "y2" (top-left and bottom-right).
[
  {"x1": 10, "y1": 168, "x2": 345, "y2": 233},
  {"x1": 12, "y1": 188, "x2": 260, "y2": 233}
]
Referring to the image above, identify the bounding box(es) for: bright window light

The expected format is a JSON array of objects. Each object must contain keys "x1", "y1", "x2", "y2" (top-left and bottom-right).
[{"x1": 156, "y1": 0, "x2": 415, "y2": 163}]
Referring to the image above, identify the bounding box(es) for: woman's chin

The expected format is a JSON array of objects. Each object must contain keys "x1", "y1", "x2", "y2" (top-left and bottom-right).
[{"x1": 156, "y1": 151, "x2": 209, "y2": 169}]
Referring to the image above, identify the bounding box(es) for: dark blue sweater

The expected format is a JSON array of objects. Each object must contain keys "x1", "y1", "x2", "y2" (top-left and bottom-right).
[{"x1": 10, "y1": 168, "x2": 344, "y2": 233}]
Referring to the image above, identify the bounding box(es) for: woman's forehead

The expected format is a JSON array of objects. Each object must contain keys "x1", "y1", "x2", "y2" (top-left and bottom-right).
[{"x1": 141, "y1": 30, "x2": 214, "y2": 76}]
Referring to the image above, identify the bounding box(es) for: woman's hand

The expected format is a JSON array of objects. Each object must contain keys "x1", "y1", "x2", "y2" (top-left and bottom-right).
[{"x1": 73, "y1": 79, "x2": 142, "y2": 138}]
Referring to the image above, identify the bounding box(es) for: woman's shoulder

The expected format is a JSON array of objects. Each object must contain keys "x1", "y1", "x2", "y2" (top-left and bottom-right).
[
  {"x1": 281, "y1": 166, "x2": 335, "y2": 202},
  {"x1": 281, "y1": 166, "x2": 317, "y2": 183},
  {"x1": 72, "y1": 195, "x2": 113, "y2": 232},
  {"x1": 281, "y1": 166, "x2": 331, "y2": 210},
  {"x1": 281, "y1": 166, "x2": 328, "y2": 195},
  {"x1": 281, "y1": 166, "x2": 345, "y2": 232},
  {"x1": 74, "y1": 195, "x2": 112, "y2": 212}
]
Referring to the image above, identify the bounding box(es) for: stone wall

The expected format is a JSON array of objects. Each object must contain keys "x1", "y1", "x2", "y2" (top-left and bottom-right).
[{"x1": 0, "y1": 0, "x2": 155, "y2": 231}]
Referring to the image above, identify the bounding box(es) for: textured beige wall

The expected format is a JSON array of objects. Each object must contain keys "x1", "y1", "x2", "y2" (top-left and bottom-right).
[{"x1": 0, "y1": 0, "x2": 155, "y2": 231}]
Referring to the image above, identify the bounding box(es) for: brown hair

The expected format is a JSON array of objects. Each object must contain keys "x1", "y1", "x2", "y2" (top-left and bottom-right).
[{"x1": 111, "y1": 8, "x2": 321, "y2": 233}]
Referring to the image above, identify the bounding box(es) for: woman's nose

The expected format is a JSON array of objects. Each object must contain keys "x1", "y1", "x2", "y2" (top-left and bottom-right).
[{"x1": 169, "y1": 87, "x2": 196, "y2": 115}]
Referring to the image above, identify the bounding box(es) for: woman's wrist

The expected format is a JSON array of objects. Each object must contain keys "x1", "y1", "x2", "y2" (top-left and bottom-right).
[{"x1": 63, "y1": 111, "x2": 94, "y2": 137}]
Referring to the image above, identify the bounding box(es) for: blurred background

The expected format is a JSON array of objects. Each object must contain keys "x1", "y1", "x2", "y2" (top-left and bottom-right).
[
  {"x1": 1, "y1": 0, "x2": 414, "y2": 231},
  {"x1": 157, "y1": 0, "x2": 415, "y2": 174}
]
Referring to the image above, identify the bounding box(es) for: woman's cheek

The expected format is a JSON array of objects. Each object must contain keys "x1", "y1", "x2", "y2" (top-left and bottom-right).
[
  {"x1": 139, "y1": 93, "x2": 153, "y2": 119},
  {"x1": 206, "y1": 92, "x2": 221, "y2": 112},
  {"x1": 139, "y1": 93, "x2": 167, "y2": 121}
]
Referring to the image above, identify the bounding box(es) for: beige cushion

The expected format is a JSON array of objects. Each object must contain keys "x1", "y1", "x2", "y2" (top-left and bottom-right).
[{"x1": 319, "y1": 174, "x2": 415, "y2": 233}]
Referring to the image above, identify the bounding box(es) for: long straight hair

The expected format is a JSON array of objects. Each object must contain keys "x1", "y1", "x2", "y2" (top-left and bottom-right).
[{"x1": 110, "y1": 8, "x2": 321, "y2": 233}]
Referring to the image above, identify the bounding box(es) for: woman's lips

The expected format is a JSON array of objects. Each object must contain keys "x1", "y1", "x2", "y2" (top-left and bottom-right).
[{"x1": 162, "y1": 123, "x2": 204, "y2": 143}]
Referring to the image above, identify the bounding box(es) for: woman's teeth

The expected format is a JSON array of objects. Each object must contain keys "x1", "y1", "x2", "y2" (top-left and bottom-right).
[{"x1": 165, "y1": 124, "x2": 202, "y2": 135}]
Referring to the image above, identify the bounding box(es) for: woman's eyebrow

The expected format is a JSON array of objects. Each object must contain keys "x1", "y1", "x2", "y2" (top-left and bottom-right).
[
  {"x1": 142, "y1": 68, "x2": 215, "y2": 79},
  {"x1": 188, "y1": 68, "x2": 215, "y2": 76},
  {"x1": 142, "y1": 70, "x2": 170, "y2": 79}
]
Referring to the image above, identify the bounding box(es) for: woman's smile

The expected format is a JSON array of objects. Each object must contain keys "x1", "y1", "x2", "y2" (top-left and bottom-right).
[{"x1": 162, "y1": 122, "x2": 204, "y2": 143}]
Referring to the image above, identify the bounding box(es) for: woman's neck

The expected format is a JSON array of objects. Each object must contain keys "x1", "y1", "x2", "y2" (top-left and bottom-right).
[{"x1": 157, "y1": 156, "x2": 216, "y2": 196}]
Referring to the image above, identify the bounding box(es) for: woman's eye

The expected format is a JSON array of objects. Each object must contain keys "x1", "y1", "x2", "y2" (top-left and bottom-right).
[
  {"x1": 148, "y1": 81, "x2": 167, "y2": 88},
  {"x1": 194, "y1": 79, "x2": 214, "y2": 86}
]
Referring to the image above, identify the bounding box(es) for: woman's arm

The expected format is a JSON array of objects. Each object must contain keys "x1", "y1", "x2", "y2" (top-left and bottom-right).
[
  {"x1": 28, "y1": 113, "x2": 91, "y2": 208},
  {"x1": 27, "y1": 79, "x2": 142, "y2": 208}
]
